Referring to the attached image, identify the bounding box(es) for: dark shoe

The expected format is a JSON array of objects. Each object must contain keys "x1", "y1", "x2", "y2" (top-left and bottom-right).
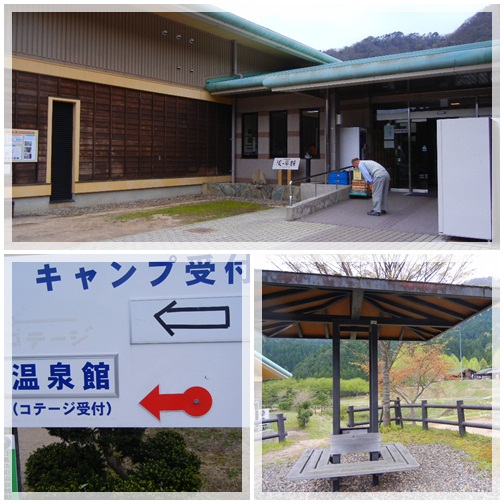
[
  {"x1": 381, "y1": 210, "x2": 387, "y2": 214},
  {"x1": 367, "y1": 210, "x2": 381, "y2": 216}
]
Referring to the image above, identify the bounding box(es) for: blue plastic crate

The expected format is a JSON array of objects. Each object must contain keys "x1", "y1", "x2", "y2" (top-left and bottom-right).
[{"x1": 328, "y1": 171, "x2": 350, "y2": 185}]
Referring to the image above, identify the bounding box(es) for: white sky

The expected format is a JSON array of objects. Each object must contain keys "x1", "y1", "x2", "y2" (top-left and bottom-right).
[{"x1": 212, "y1": 1, "x2": 490, "y2": 50}]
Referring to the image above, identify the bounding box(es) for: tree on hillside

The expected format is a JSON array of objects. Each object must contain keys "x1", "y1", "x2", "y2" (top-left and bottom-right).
[
  {"x1": 390, "y1": 341, "x2": 452, "y2": 406},
  {"x1": 267, "y1": 253, "x2": 475, "y2": 427},
  {"x1": 324, "y1": 8, "x2": 493, "y2": 60}
]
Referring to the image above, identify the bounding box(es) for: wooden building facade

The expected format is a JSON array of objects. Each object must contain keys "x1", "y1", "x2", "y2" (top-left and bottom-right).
[{"x1": 8, "y1": 7, "x2": 328, "y2": 210}]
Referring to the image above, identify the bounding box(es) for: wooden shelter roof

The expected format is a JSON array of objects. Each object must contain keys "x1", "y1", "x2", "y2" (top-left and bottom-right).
[{"x1": 262, "y1": 270, "x2": 492, "y2": 342}]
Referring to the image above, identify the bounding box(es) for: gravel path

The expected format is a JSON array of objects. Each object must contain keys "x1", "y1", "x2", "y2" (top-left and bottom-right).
[{"x1": 259, "y1": 444, "x2": 496, "y2": 495}]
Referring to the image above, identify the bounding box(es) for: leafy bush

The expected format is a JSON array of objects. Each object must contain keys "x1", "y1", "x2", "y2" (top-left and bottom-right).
[
  {"x1": 25, "y1": 442, "x2": 111, "y2": 492},
  {"x1": 340, "y1": 377, "x2": 369, "y2": 397},
  {"x1": 118, "y1": 431, "x2": 202, "y2": 492},
  {"x1": 25, "y1": 429, "x2": 202, "y2": 492}
]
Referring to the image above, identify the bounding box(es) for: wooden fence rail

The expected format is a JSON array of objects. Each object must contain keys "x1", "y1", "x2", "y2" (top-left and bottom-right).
[
  {"x1": 347, "y1": 398, "x2": 498, "y2": 436},
  {"x1": 255, "y1": 413, "x2": 288, "y2": 442}
]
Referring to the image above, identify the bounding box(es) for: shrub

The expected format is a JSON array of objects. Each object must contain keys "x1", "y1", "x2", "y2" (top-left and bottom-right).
[
  {"x1": 25, "y1": 443, "x2": 110, "y2": 492},
  {"x1": 297, "y1": 401, "x2": 314, "y2": 428},
  {"x1": 117, "y1": 431, "x2": 202, "y2": 492},
  {"x1": 25, "y1": 429, "x2": 202, "y2": 492}
]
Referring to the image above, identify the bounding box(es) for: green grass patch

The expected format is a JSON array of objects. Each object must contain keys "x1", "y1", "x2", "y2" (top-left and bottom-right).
[
  {"x1": 114, "y1": 200, "x2": 268, "y2": 223},
  {"x1": 262, "y1": 439, "x2": 295, "y2": 455},
  {"x1": 381, "y1": 424, "x2": 493, "y2": 473}
]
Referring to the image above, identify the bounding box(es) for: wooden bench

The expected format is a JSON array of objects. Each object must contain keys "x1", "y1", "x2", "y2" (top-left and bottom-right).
[
  {"x1": 329, "y1": 431, "x2": 382, "y2": 488},
  {"x1": 287, "y1": 433, "x2": 419, "y2": 491}
]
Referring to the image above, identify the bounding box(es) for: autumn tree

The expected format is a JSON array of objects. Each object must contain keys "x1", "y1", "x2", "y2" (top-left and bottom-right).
[
  {"x1": 390, "y1": 342, "x2": 452, "y2": 407},
  {"x1": 266, "y1": 253, "x2": 474, "y2": 427}
]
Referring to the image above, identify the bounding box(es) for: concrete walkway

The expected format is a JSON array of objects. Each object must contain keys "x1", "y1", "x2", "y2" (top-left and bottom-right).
[{"x1": 110, "y1": 192, "x2": 493, "y2": 250}]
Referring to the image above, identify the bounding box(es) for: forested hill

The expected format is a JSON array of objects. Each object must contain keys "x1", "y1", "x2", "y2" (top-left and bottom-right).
[
  {"x1": 262, "y1": 307, "x2": 492, "y2": 380},
  {"x1": 324, "y1": 8, "x2": 494, "y2": 60}
]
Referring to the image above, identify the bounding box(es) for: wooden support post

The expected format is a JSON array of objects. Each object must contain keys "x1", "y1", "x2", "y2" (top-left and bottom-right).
[
  {"x1": 369, "y1": 323, "x2": 379, "y2": 434},
  {"x1": 277, "y1": 414, "x2": 287, "y2": 442},
  {"x1": 277, "y1": 169, "x2": 283, "y2": 185},
  {"x1": 348, "y1": 405, "x2": 355, "y2": 428},
  {"x1": 369, "y1": 322, "x2": 380, "y2": 480},
  {"x1": 395, "y1": 397, "x2": 403, "y2": 428},
  {"x1": 457, "y1": 400, "x2": 467, "y2": 436},
  {"x1": 421, "y1": 400, "x2": 429, "y2": 430},
  {"x1": 332, "y1": 322, "x2": 341, "y2": 492},
  {"x1": 333, "y1": 322, "x2": 341, "y2": 435}
]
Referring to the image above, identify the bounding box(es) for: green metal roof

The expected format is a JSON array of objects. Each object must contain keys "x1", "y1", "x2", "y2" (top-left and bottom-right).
[
  {"x1": 205, "y1": 41, "x2": 495, "y2": 94},
  {"x1": 255, "y1": 350, "x2": 293, "y2": 379},
  {"x1": 188, "y1": 6, "x2": 339, "y2": 65}
]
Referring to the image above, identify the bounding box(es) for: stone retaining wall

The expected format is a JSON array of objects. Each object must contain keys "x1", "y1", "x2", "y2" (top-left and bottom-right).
[
  {"x1": 286, "y1": 185, "x2": 350, "y2": 221},
  {"x1": 202, "y1": 182, "x2": 300, "y2": 202}
]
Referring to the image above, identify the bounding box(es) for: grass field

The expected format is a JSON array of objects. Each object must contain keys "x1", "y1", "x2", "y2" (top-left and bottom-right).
[
  {"x1": 114, "y1": 200, "x2": 269, "y2": 223},
  {"x1": 261, "y1": 380, "x2": 497, "y2": 473}
]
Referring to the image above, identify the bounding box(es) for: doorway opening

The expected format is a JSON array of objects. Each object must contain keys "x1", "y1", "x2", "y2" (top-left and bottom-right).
[{"x1": 50, "y1": 100, "x2": 77, "y2": 202}]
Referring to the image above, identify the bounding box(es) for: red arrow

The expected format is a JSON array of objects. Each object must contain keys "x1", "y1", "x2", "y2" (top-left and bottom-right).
[{"x1": 139, "y1": 385, "x2": 212, "y2": 420}]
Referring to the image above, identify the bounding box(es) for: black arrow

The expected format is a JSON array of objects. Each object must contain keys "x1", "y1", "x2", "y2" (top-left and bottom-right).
[{"x1": 154, "y1": 300, "x2": 231, "y2": 336}]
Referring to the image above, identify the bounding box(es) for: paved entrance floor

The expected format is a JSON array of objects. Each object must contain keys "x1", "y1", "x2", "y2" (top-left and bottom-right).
[
  {"x1": 110, "y1": 192, "x2": 493, "y2": 250},
  {"x1": 303, "y1": 192, "x2": 438, "y2": 236}
]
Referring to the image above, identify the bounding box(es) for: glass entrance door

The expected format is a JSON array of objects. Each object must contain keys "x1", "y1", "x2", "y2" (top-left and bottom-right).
[{"x1": 374, "y1": 96, "x2": 487, "y2": 193}]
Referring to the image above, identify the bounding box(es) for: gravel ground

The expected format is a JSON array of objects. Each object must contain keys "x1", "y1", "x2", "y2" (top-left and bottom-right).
[{"x1": 259, "y1": 444, "x2": 496, "y2": 495}]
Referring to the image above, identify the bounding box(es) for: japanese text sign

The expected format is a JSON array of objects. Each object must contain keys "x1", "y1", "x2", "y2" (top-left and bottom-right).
[
  {"x1": 272, "y1": 158, "x2": 300, "y2": 170},
  {"x1": 6, "y1": 254, "x2": 249, "y2": 428}
]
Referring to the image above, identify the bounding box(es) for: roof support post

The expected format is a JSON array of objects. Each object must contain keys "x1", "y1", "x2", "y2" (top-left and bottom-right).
[
  {"x1": 325, "y1": 89, "x2": 331, "y2": 174},
  {"x1": 369, "y1": 322, "x2": 379, "y2": 436},
  {"x1": 407, "y1": 102, "x2": 413, "y2": 193},
  {"x1": 231, "y1": 96, "x2": 236, "y2": 183},
  {"x1": 332, "y1": 321, "x2": 341, "y2": 435}
]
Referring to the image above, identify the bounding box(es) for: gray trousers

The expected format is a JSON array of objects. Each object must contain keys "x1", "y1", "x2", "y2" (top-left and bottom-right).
[{"x1": 371, "y1": 169, "x2": 391, "y2": 213}]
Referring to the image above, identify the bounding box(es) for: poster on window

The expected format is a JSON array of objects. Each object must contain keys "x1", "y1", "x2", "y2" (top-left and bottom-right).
[{"x1": 5, "y1": 129, "x2": 39, "y2": 163}]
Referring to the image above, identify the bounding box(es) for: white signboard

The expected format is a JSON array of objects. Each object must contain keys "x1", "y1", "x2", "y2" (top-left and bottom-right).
[
  {"x1": 6, "y1": 255, "x2": 249, "y2": 428},
  {"x1": 272, "y1": 158, "x2": 300, "y2": 170}
]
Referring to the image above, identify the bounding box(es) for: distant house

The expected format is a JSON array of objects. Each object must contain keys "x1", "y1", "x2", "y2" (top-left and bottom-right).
[
  {"x1": 447, "y1": 368, "x2": 478, "y2": 380},
  {"x1": 474, "y1": 367, "x2": 500, "y2": 380}
]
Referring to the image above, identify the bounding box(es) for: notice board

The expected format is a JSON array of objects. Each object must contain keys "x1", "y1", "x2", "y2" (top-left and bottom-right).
[{"x1": 5, "y1": 129, "x2": 39, "y2": 162}]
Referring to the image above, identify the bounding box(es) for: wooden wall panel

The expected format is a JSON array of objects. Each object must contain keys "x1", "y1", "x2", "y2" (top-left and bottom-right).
[{"x1": 11, "y1": 71, "x2": 232, "y2": 185}]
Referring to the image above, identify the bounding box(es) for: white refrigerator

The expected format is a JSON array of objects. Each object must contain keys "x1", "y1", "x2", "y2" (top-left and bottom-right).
[{"x1": 437, "y1": 117, "x2": 492, "y2": 240}]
